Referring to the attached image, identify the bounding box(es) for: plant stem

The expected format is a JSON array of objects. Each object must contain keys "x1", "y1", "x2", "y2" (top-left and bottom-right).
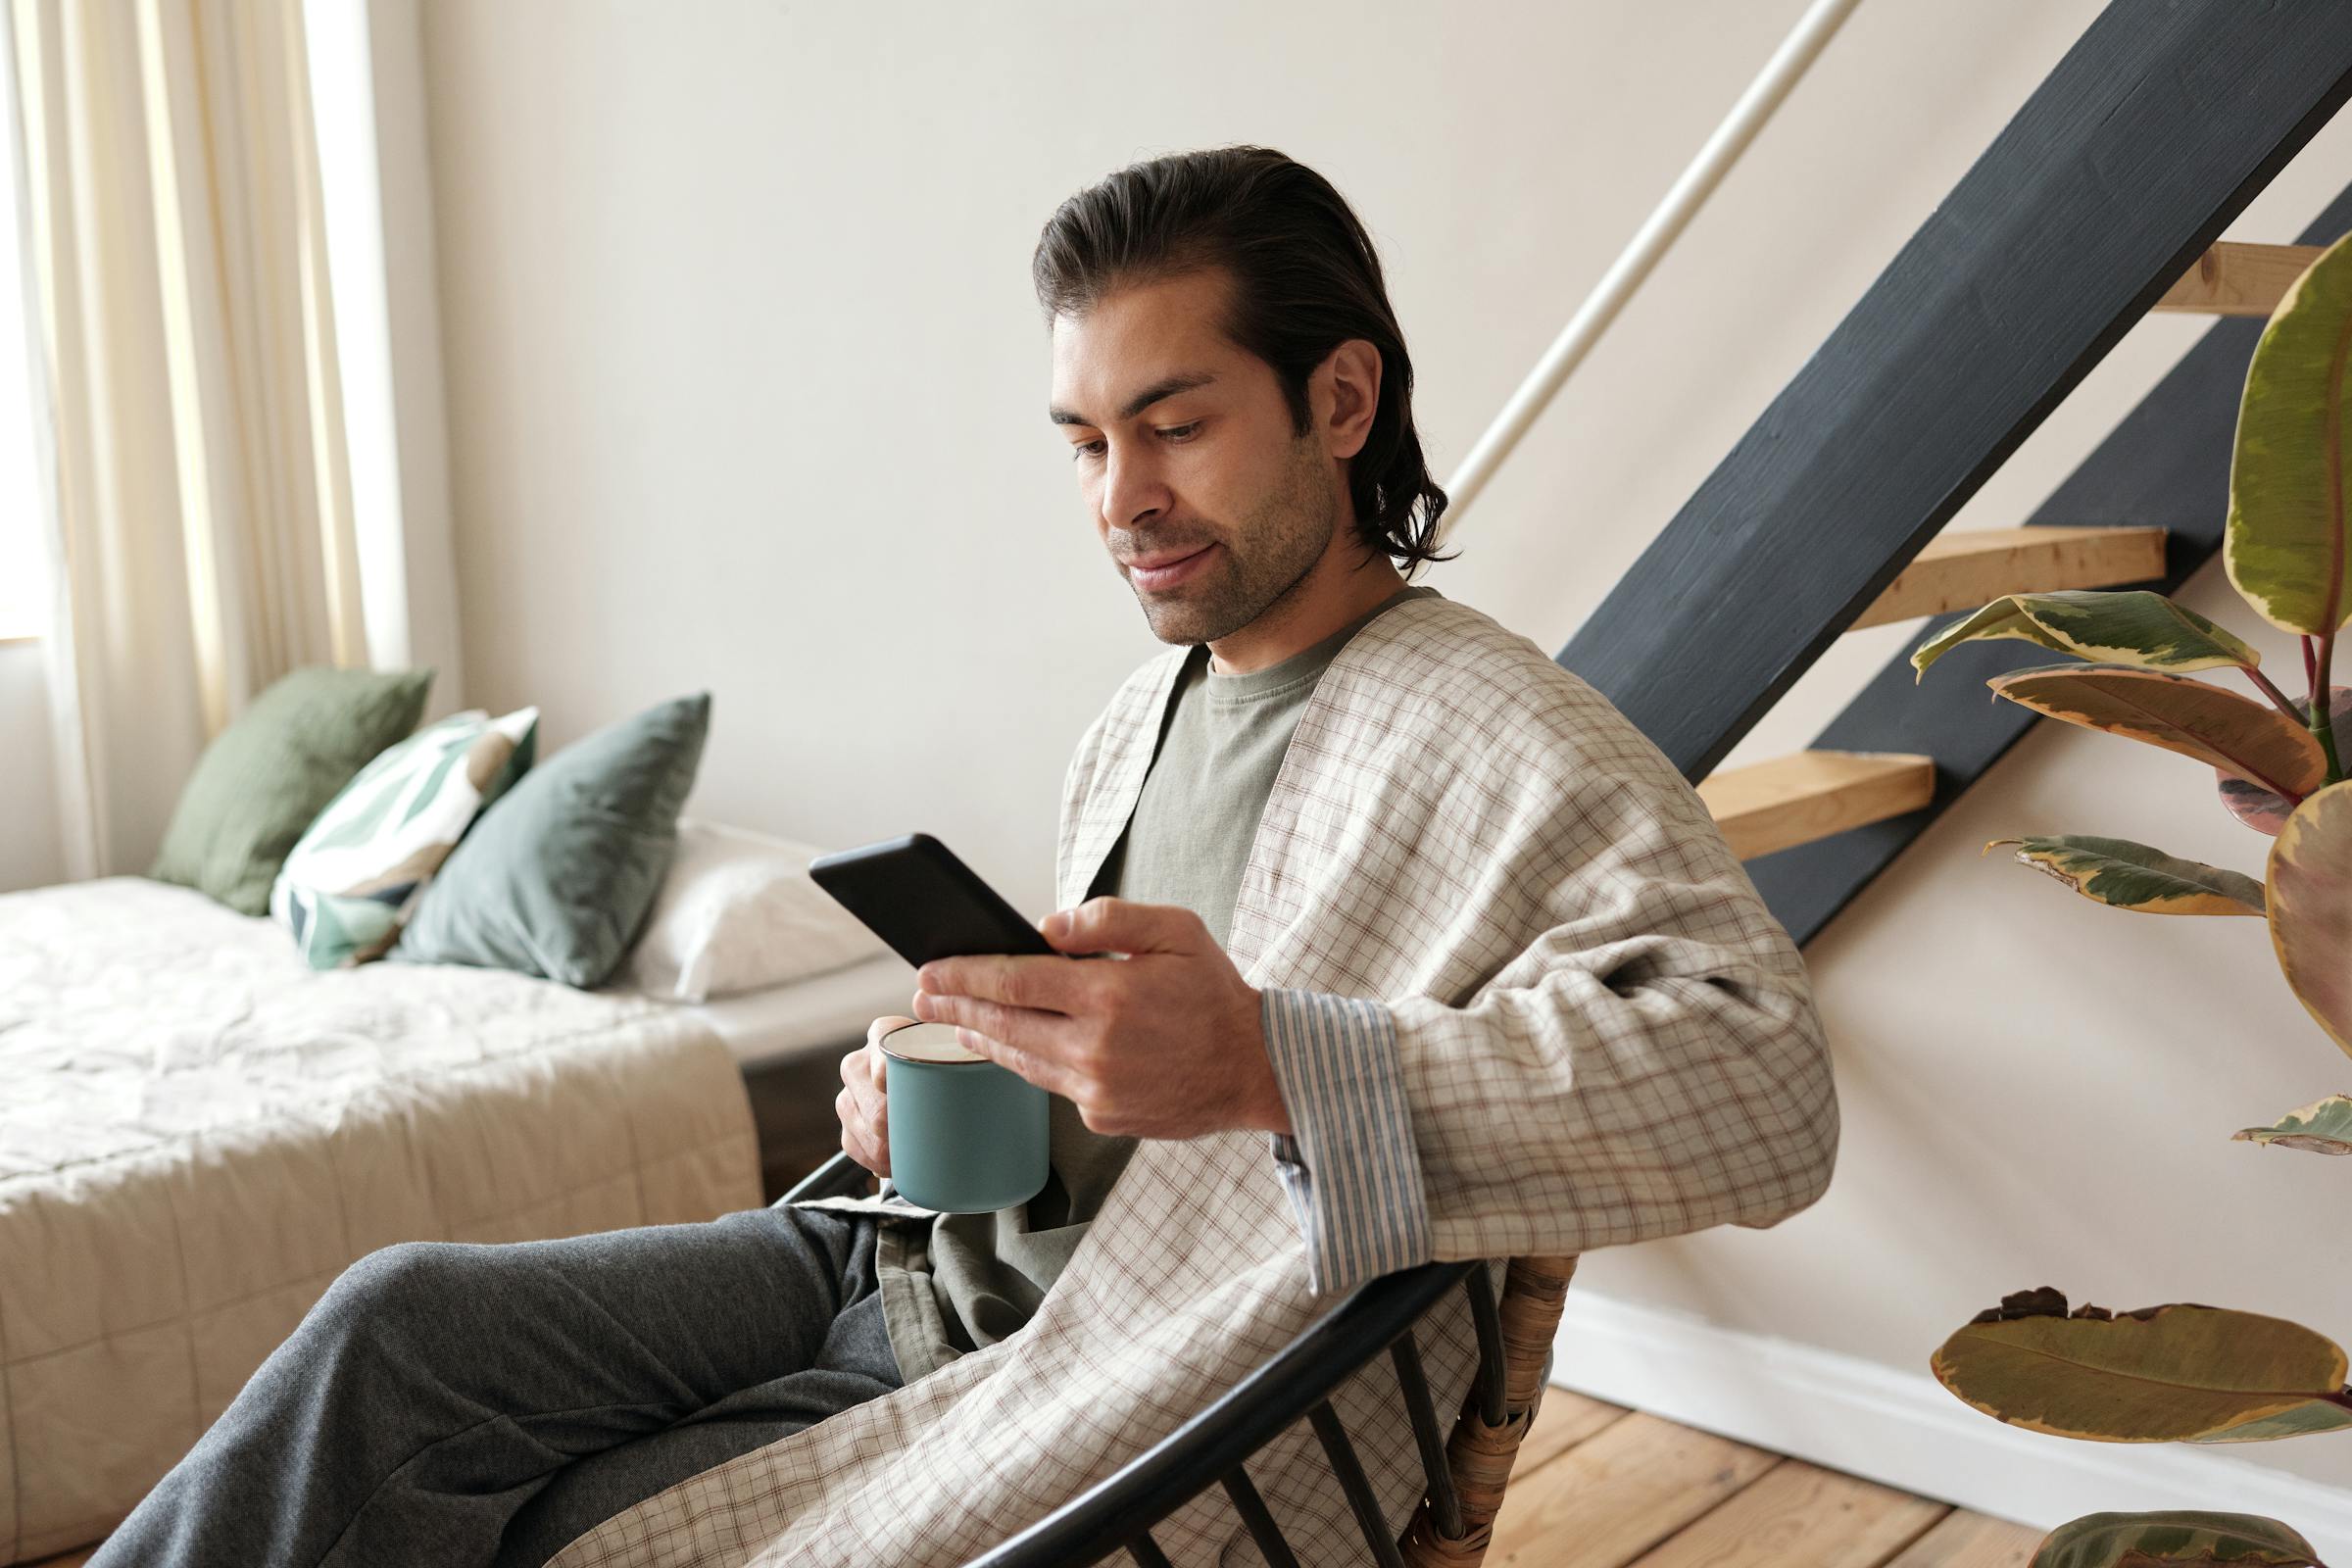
[
  {"x1": 2244, "y1": 663, "x2": 2308, "y2": 723},
  {"x1": 2316, "y1": 628, "x2": 2345, "y2": 786}
]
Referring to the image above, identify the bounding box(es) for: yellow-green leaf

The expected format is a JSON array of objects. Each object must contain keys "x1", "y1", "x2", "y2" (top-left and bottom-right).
[
  {"x1": 2031, "y1": 1509, "x2": 2325, "y2": 1568},
  {"x1": 2235, "y1": 1095, "x2": 2352, "y2": 1155},
  {"x1": 2269, "y1": 780, "x2": 2352, "y2": 1059},
  {"x1": 1912, "y1": 591, "x2": 2261, "y2": 682},
  {"x1": 1932, "y1": 1290, "x2": 2352, "y2": 1443},
  {"x1": 1989, "y1": 664, "x2": 2327, "y2": 799},
  {"x1": 2228, "y1": 230, "x2": 2352, "y2": 635},
  {"x1": 1987, "y1": 835, "x2": 2265, "y2": 916}
]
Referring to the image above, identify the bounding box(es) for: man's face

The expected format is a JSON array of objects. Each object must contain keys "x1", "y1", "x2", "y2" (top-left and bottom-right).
[{"x1": 1050, "y1": 270, "x2": 1343, "y2": 648}]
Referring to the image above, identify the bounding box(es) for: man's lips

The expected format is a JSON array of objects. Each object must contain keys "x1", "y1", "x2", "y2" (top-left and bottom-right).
[
  {"x1": 1125, "y1": 544, "x2": 1213, "y2": 571},
  {"x1": 1128, "y1": 543, "x2": 1217, "y2": 590}
]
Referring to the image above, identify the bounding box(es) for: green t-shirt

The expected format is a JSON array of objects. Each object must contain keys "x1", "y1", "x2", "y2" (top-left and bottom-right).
[{"x1": 872, "y1": 583, "x2": 1443, "y2": 1383}]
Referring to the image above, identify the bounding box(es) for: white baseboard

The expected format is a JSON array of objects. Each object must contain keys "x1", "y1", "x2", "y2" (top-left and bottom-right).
[{"x1": 1547, "y1": 1292, "x2": 2352, "y2": 1562}]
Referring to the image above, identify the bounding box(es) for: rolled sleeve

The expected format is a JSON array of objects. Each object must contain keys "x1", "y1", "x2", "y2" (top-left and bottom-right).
[{"x1": 1258, "y1": 986, "x2": 1433, "y2": 1296}]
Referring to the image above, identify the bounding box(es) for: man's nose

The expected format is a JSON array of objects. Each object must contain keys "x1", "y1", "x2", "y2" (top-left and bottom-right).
[{"x1": 1100, "y1": 444, "x2": 1173, "y2": 529}]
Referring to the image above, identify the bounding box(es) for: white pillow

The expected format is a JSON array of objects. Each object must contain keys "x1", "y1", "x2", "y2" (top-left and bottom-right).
[{"x1": 621, "y1": 818, "x2": 890, "y2": 1002}]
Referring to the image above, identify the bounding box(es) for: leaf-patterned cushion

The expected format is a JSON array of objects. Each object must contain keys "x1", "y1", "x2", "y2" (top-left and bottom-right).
[{"x1": 269, "y1": 707, "x2": 539, "y2": 968}]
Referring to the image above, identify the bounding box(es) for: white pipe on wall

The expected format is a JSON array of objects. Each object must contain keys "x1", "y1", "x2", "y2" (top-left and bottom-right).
[{"x1": 1435, "y1": 0, "x2": 1865, "y2": 546}]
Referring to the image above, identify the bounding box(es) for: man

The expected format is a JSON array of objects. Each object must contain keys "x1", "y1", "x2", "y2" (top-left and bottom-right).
[
  {"x1": 94, "y1": 145, "x2": 1838, "y2": 1568},
  {"x1": 831, "y1": 167, "x2": 1471, "y2": 1381}
]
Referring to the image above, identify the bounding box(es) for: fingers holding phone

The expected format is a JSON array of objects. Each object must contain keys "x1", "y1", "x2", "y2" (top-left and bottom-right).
[{"x1": 837, "y1": 1014, "x2": 912, "y2": 1176}]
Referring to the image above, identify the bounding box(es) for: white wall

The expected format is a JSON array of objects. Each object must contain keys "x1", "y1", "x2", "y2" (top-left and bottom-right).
[
  {"x1": 0, "y1": 641, "x2": 63, "y2": 891},
  {"x1": 413, "y1": 0, "x2": 2352, "y2": 1505}
]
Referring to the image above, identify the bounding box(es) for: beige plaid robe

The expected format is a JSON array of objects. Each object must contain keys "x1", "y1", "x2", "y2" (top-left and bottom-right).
[{"x1": 554, "y1": 590, "x2": 1839, "y2": 1567}]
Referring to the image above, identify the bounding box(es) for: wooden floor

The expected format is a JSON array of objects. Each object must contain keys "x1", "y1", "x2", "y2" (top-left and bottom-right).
[
  {"x1": 30, "y1": 1392, "x2": 2041, "y2": 1567},
  {"x1": 1487, "y1": 1389, "x2": 2042, "y2": 1567}
]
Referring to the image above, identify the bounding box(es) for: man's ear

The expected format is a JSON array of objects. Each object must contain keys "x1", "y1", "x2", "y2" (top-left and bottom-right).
[{"x1": 1316, "y1": 338, "x2": 1382, "y2": 462}]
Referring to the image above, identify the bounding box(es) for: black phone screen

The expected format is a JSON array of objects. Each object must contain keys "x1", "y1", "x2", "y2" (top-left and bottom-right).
[{"x1": 807, "y1": 832, "x2": 1057, "y2": 970}]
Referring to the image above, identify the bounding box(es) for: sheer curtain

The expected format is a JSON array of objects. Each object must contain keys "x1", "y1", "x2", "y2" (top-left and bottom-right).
[{"x1": 8, "y1": 0, "x2": 371, "y2": 880}]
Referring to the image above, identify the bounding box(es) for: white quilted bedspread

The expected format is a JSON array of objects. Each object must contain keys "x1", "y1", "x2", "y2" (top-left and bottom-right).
[{"x1": 0, "y1": 877, "x2": 763, "y2": 1563}]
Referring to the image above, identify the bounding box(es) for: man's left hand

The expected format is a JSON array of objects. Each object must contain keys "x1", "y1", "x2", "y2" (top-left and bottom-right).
[{"x1": 909, "y1": 897, "x2": 1293, "y2": 1140}]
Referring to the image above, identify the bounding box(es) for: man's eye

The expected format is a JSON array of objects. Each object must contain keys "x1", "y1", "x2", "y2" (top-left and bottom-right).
[{"x1": 1070, "y1": 424, "x2": 1200, "y2": 463}]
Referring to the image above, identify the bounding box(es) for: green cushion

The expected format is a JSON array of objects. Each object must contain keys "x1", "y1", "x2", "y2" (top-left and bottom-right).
[
  {"x1": 390, "y1": 692, "x2": 710, "y2": 988},
  {"x1": 149, "y1": 665, "x2": 435, "y2": 915}
]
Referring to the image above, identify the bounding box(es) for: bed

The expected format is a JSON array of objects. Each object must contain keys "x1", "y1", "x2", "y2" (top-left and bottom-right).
[
  {"x1": 0, "y1": 875, "x2": 775, "y2": 1564},
  {"x1": 687, "y1": 953, "x2": 919, "y2": 1200},
  {"x1": 686, "y1": 951, "x2": 918, "y2": 1072}
]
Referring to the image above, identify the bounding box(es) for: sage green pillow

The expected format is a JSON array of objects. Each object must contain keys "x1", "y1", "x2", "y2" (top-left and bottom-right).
[
  {"x1": 390, "y1": 692, "x2": 710, "y2": 988},
  {"x1": 149, "y1": 665, "x2": 435, "y2": 915}
]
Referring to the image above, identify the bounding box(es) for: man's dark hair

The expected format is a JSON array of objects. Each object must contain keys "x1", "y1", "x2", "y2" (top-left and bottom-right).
[{"x1": 1032, "y1": 145, "x2": 1457, "y2": 576}]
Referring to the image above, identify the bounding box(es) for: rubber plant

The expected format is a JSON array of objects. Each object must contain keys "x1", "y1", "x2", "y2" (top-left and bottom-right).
[{"x1": 1907, "y1": 231, "x2": 2352, "y2": 1568}]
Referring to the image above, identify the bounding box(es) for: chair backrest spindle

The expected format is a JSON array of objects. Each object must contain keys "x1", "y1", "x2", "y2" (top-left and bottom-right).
[
  {"x1": 1220, "y1": 1467, "x2": 1304, "y2": 1568},
  {"x1": 1399, "y1": 1255, "x2": 1582, "y2": 1567},
  {"x1": 1462, "y1": 1267, "x2": 1508, "y2": 1429},
  {"x1": 1308, "y1": 1401, "x2": 1411, "y2": 1568},
  {"x1": 1388, "y1": 1333, "x2": 1464, "y2": 1539}
]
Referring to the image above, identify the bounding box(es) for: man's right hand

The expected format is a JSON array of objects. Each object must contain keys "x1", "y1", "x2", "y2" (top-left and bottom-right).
[{"x1": 837, "y1": 1015, "x2": 912, "y2": 1177}]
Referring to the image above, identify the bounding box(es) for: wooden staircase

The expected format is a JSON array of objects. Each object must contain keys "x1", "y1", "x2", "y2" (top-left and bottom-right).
[
  {"x1": 1682, "y1": 224, "x2": 2341, "y2": 889},
  {"x1": 1551, "y1": 0, "x2": 2352, "y2": 952},
  {"x1": 1702, "y1": 226, "x2": 2342, "y2": 903}
]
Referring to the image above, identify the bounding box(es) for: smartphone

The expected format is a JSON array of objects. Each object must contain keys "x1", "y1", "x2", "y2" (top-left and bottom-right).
[{"x1": 807, "y1": 832, "x2": 1058, "y2": 969}]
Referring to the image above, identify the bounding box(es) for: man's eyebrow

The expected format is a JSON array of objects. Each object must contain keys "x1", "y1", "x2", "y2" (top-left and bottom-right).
[{"x1": 1049, "y1": 371, "x2": 1218, "y2": 427}]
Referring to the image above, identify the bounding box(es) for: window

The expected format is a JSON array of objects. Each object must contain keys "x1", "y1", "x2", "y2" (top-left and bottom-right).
[{"x1": 0, "y1": 39, "x2": 44, "y2": 644}]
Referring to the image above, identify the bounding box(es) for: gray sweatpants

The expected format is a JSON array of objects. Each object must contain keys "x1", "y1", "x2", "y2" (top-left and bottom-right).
[{"x1": 88, "y1": 1202, "x2": 903, "y2": 1567}]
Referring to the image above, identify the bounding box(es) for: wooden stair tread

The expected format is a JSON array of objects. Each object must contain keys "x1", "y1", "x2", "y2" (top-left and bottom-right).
[
  {"x1": 1848, "y1": 524, "x2": 2168, "y2": 630},
  {"x1": 1882, "y1": 1509, "x2": 2048, "y2": 1568},
  {"x1": 1697, "y1": 751, "x2": 1937, "y2": 860},
  {"x1": 1488, "y1": 1411, "x2": 1779, "y2": 1568},
  {"x1": 1621, "y1": 1458, "x2": 1948, "y2": 1568},
  {"x1": 2154, "y1": 239, "x2": 2324, "y2": 316}
]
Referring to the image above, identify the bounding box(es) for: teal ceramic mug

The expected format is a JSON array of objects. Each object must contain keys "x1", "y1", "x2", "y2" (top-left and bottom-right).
[{"x1": 878, "y1": 1019, "x2": 1050, "y2": 1213}]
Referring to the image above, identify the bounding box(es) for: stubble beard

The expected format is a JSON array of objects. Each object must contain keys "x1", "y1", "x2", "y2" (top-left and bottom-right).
[{"x1": 1137, "y1": 437, "x2": 1338, "y2": 648}]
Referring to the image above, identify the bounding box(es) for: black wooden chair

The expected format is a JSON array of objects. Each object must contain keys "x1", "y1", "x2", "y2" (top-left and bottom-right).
[{"x1": 782, "y1": 1152, "x2": 1579, "y2": 1567}]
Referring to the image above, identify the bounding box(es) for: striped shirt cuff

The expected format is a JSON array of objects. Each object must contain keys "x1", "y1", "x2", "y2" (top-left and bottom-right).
[{"x1": 1258, "y1": 987, "x2": 1432, "y2": 1296}]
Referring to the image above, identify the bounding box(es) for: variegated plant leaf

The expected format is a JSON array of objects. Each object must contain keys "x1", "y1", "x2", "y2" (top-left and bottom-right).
[
  {"x1": 2197, "y1": 1401, "x2": 2352, "y2": 1444},
  {"x1": 2269, "y1": 780, "x2": 2352, "y2": 1059},
  {"x1": 1984, "y1": 836, "x2": 2265, "y2": 916},
  {"x1": 2234, "y1": 1095, "x2": 2352, "y2": 1156},
  {"x1": 2219, "y1": 687, "x2": 2352, "y2": 836},
  {"x1": 1933, "y1": 1290, "x2": 2352, "y2": 1443},
  {"x1": 1912, "y1": 591, "x2": 2261, "y2": 682},
  {"x1": 2030, "y1": 1509, "x2": 2324, "y2": 1568},
  {"x1": 1988, "y1": 664, "x2": 2328, "y2": 800},
  {"x1": 2228, "y1": 229, "x2": 2352, "y2": 635}
]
